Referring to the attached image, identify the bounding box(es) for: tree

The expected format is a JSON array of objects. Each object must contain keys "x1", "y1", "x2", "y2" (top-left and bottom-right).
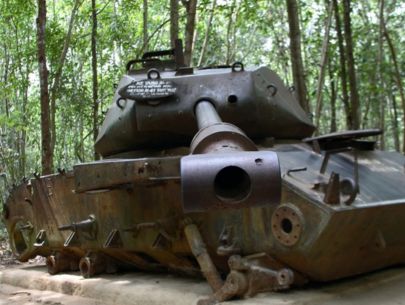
[
  {"x1": 143, "y1": 0, "x2": 148, "y2": 50},
  {"x1": 333, "y1": 0, "x2": 351, "y2": 129},
  {"x1": 225, "y1": 0, "x2": 236, "y2": 65},
  {"x1": 377, "y1": 0, "x2": 386, "y2": 149},
  {"x1": 380, "y1": 2, "x2": 405, "y2": 152},
  {"x1": 286, "y1": 0, "x2": 310, "y2": 113},
  {"x1": 182, "y1": 0, "x2": 198, "y2": 66},
  {"x1": 314, "y1": 0, "x2": 334, "y2": 131},
  {"x1": 50, "y1": 0, "x2": 81, "y2": 161},
  {"x1": 36, "y1": 0, "x2": 53, "y2": 174},
  {"x1": 92, "y1": 0, "x2": 99, "y2": 160},
  {"x1": 197, "y1": 0, "x2": 216, "y2": 66},
  {"x1": 170, "y1": 0, "x2": 179, "y2": 48},
  {"x1": 342, "y1": 0, "x2": 360, "y2": 129}
]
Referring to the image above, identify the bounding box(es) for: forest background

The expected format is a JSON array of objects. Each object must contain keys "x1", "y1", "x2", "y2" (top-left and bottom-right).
[{"x1": 0, "y1": 0, "x2": 404, "y2": 230}]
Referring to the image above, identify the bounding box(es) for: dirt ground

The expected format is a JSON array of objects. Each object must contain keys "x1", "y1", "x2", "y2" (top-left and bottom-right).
[
  {"x1": 0, "y1": 234, "x2": 45, "y2": 270},
  {"x1": 0, "y1": 236, "x2": 90, "y2": 305},
  {"x1": 0, "y1": 283, "x2": 105, "y2": 305},
  {"x1": 0, "y1": 234, "x2": 16, "y2": 269},
  {"x1": 3, "y1": 234, "x2": 405, "y2": 305}
]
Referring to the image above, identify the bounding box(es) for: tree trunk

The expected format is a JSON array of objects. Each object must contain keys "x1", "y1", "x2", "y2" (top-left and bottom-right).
[
  {"x1": 36, "y1": 0, "x2": 53, "y2": 174},
  {"x1": 182, "y1": 0, "x2": 197, "y2": 66},
  {"x1": 2, "y1": 44, "x2": 10, "y2": 119},
  {"x1": 91, "y1": 0, "x2": 99, "y2": 160},
  {"x1": 269, "y1": 5, "x2": 290, "y2": 81},
  {"x1": 333, "y1": 0, "x2": 351, "y2": 129},
  {"x1": 143, "y1": 0, "x2": 148, "y2": 51},
  {"x1": 50, "y1": 0, "x2": 81, "y2": 159},
  {"x1": 379, "y1": 100, "x2": 386, "y2": 149},
  {"x1": 377, "y1": 0, "x2": 385, "y2": 149},
  {"x1": 329, "y1": 59, "x2": 337, "y2": 132},
  {"x1": 19, "y1": 61, "x2": 30, "y2": 178},
  {"x1": 170, "y1": 0, "x2": 179, "y2": 48},
  {"x1": 361, "y1": 94, "x2": 372, "y2": 129},
  {"x1": 286, "y1": 0, "x2": 310, "y2": 113},
  {"x1": 226, "y1": 0, "x2": 236, "y2": 65},
  {"x1": 342, "y1": 0, "x2": 360, "y2": 130},
  {"x1": 383, "y1": 20, "x2": 405, "y2": 153},
  {"x1": 37, "y1": 0, "x2": 53, "y2": 174},
  {"x1": 112, "y1": 0, "x2": 122, "y2": 65},
  {"x1": 197, "y1": 0, "x2": 216, "y2": 66},
  {"x1": 391, "y1": 93, "x2": 400, "y2": 152},
  {"x1": 315, "y1": 0, "x2": 334, "y2": 131}
]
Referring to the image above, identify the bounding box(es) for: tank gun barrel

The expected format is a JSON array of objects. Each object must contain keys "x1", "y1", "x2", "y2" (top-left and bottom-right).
[
  {"x1": 195, "y1": 100, "x2": 222, "y2": 129},
  {"x1": 190, "y1": 100, "x2": 258, "y2": 154}
]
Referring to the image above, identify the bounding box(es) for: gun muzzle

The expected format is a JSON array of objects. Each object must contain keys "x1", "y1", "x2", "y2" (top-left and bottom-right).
[{"x1": 181, "y1": 100, "x2": 281, "y2": 212}]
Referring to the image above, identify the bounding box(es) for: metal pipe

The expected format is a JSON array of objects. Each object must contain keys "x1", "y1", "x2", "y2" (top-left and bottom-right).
[
  {"x1": 46, "y1": 253, "x2": 78, "y2": 275},
  {"x1": 195, "y1": 101, "x2": 222, "y2": 129},
  {"x1": 184, "y1": 222, "x2": 223, "y2": 292},
  {"x1": 79, "y1": 254, "x2": 106, "y2": 278}
]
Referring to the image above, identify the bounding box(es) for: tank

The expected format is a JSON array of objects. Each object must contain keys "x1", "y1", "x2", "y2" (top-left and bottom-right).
[{"x1": 3, "y1": 40, "x2": 405, "y2": 304}]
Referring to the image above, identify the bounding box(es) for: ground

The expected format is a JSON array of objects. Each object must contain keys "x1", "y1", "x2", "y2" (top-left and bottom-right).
[
  {"x1": 0, "y1": 233, "x2": 15, "y2": 269},
  {"x1": 2, "y1": 235, "x2": 405, "y2": 305},
  {"x1": 0, "y1": 283, "x2": 103, "y2": 305},
  {"x1": 0, "y1": 236, "x2": 101, "y2": 305}
]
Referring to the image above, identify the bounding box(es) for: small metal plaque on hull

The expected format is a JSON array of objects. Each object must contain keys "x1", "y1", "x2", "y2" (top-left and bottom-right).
[{"x1": 119, "y1": 80, "x2": 177, "y2": 100}]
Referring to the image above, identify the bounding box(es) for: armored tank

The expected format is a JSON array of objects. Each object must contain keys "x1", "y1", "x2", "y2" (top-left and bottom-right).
[{"x1": 3, "y1": 40, "x2": 405, "y2": 304}]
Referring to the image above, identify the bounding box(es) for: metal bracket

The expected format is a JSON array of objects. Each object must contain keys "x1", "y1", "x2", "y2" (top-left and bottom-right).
[
  {"x1": 34, "y1": 229, "x2": 48, "y2": 247},
  {"x1": 59, "y1": 215, "x2": 97, "y2": 240}
]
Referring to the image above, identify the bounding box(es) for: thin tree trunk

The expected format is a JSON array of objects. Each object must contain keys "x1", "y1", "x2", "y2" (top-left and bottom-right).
[
  {"x1": 197, "y1": 0, "x2": 216, "y2": 66},
  {"x1": 240, "y1": 25, "x2": 258, "y2": 63},
  {"x1": 362, "y1": 95, "x2": 372, "y2": 129},
  {"x1": 333, "y1": 0, "x2": 351, "y2": 129},
  {"x1": 49, "y1": 0, "x2": 81, "y2": 158},
  {"x1": 286, "y1": 0, "x2": 310, "y2": 113},
  {"x1": 19, "y1": 61, "x2": 30, "y2": 178},
  {"x1": 92, "y1": 0, "x2": 99, "y2": 160},
  {"x1": 383, "y1": 21, "x2": 405, "y2": 153},
  {"x1": 2, "y1": 44, "x2": 10, "y2": 119},
  {"x1": 136, "y1": 16, "x2": 173, "y2": 58},
  {"x1": 379, "y1": 100, "x2": 386, "y2": 149},
  {"x1": 391, "y1": 93, "x2": 400, "y2": 152},
  {"x1": 113, "y1": 0, "x2": 122, "y2": 65},
  {"x1": 329, "y1": 59, "x2": 337, "y2": 132},
  {"x1": 269, "y1": 5, "x2": 290, "y2": 81},
  {"x1": 11, "y1": 17, "x2": 27, "y2": 177},
  {"x1": 342, "y1": 0, "x2": 360, "y2": 130},
  {"x1": 170, "y1": 0, "x2": 179, "y2": 48},
  {"x1": 36, "y1": 0, "x2": 53, "y2": 174},
  {"x1": 229, "y1": 5, "x2": 241, "y2": 64},
  {"x1": 315, "y1": 0, "x2": 334, "y2": 131},
  {"x1": 378, "y1": 0, "x2": 385, "y2": 149},
  {"x1": 182, "y1": 0, "x2": 197, "y2": 66},
  {"x1": 143, "y1": 0, "x2": 148, "y2": 50},
  {"x1": 226, "y1": 0, "x2": 236, "y2": 65}
]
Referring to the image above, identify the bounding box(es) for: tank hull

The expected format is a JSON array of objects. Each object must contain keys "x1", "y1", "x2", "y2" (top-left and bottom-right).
[{"x1": 4, "y1": 143, "x2": 405, "y2": 284}]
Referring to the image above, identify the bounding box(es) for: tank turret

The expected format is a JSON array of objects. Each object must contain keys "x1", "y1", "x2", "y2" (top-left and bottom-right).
[{"x1": 95, "y1": 40, "x2": 314, "y2": 157}]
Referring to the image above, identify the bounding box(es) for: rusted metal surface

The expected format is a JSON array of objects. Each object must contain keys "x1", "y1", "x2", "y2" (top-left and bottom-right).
[
  {"x1": 73, "y1": 157, "x2": 180, "y2": 192},
  {"x1": 184, "y1": 221, "x2": 223, "y2": 292},
  {"x1": 94, "y1": 44, "x2": 314, "y2": 157},
  {"x1": 3, "y1": 43, "x2": 405, "y2": 304},
  {"x1": 303, "y1": 129, "x2": 382, "y2": 151},
  {"x1": 181, "y1": 152, "x2": 280, "y2": 212}
]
